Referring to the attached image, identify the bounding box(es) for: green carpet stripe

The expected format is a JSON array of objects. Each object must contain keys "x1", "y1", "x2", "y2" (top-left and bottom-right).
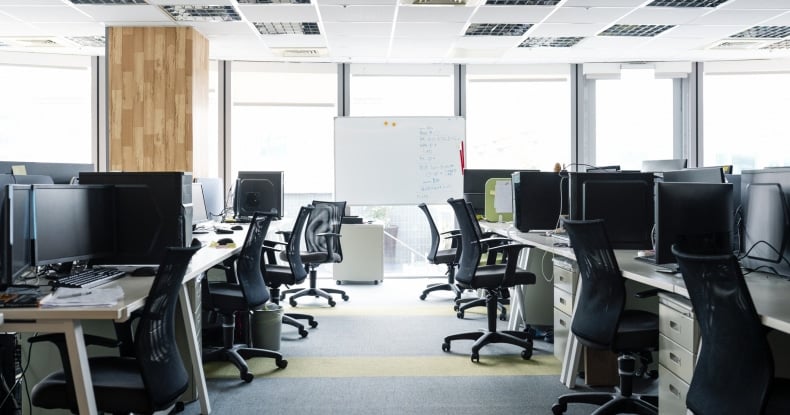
[{"x1": 204, "y1": 354, "x2": 561, "y2": 379}]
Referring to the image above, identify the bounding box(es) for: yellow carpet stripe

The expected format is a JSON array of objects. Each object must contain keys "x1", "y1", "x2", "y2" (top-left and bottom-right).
[{"x1": 204, "y1": 354, "x2": 561, "y2": 379}]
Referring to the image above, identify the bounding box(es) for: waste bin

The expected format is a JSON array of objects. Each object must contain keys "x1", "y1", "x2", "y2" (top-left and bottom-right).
[{"x1": 251, "y1": 303, "x2": 283, "y2": 351}]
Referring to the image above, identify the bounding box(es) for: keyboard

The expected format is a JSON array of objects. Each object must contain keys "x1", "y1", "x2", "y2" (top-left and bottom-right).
[{"x1": 50, "y1": 268, "x2": 127, "y2": 289}]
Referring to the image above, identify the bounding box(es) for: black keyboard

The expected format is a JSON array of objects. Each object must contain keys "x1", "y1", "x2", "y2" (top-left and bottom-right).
[{"x1": 50, "y1": 268, "x2": 126, "y2": 289}]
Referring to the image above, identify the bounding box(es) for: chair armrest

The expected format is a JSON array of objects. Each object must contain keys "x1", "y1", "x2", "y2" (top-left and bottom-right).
[
  {"x1": 486, "y1": 242, "x2": 534, "y2": 254},
  {"x1": 440, "y1": 229, "x2": 460, "y2": 236},
  {"x1": 262, "y1": 240, "x2": 285, "y2": 264},
  {"x1": 635, "y1": 288, "x2": 662, "y2": 298},
  {"x1": 277, "y1": 230, "x2": 292, "y2": 241}
]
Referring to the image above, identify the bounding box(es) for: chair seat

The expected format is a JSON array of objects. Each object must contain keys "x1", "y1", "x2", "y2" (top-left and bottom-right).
[
  {"x1": 464, "y1": 264, "x2": 536, "y2": 289},
  {"x1": 32, "y1": 356, "x2": 171, "y2": 414},
  {"x1": 300, "y1": 251, "x2": 341, "y2": 264},
  {"x1": 434, "y1": 248, "x2": 456, "y2": 265},
  {"x1": 613, "y1": 310, "x2": 659, "y2": 351},
  {"x1": 207, "y1": 282, "x2": 251, "y2": 311},
  {"x1": 766, "y1": 378, "x2": 790, "y2": 414},
  {"x1": 265, "y1": 263, "x2": 299, "y2": 286}
]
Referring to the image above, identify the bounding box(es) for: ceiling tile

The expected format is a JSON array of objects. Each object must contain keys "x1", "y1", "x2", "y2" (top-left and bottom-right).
[
  {"x1": 0, "y1": 22, "x2": 44, "y2": 36},
  {"x1": 261, "y1": 34, "x2": 327, "y2": 47},
  {"x1": 397, "y1": 5, "x2": 475, "y2": 22},
  {"x1": 545, "y1": 7, "x2": 632, "y2": 24},
  {"x1": 238, "y1": 4, "x2": 318, "y2": 22},
  {"x1": 453, "y1": 35, "x2": 521, "y2": 48},
  {"x1": 31, "y1": 21, "x2": 105, "y2": 36},
  {"x1": 0, "y1": 5, "x2": 92, "y2": 22},
  {"x1": 147, "y1": 0, "x2": 235, "y2": 5},
  {"x1": 322, "y1": 21, "x2": 392, "y2": 36},
  {"x1": 0, "y1": 0, "x2": 65, "y2": 4},
  {"x1": 471, "y1": 5, "x2": 554, "y2": 23},
  {"x1": 563, "y1": 0, "x2": 647, "y2": 6},
  {"x1": 316, "y1": 0, "x2": 397, "y2": 5},
  {"x1": 391, "y1": 36, "x2": 456, "y2": 48},
  {"x1": 617, "y1": 7, "x2": 710, "y2": 25},
  {"x1": 528, "y1": 22, "x2": 610, "y2": 36},
  {"x1": 689, "y1": 9, "x2": 783, "y2": 25},
  {"x1": 75, "y1": 5, "x2": 172, "y2": 22},
  {"x1": 188, "y1": 21, "x2": 257, "y2": 37},
  {"x1": 762, "y1": 11, "x2": 790, "y2": 26},
  {"x1": 393, "y1": 22, "x2": 466, "y2": 36},
  {"x1": 663, "y1": 24, "x2": 742, "y2": 37},
  {"x1": 719, "y1": 0, "x2": 790, "y2": 10},
  {"x1": 319, "y1": 4, "x2": 395, "y2": 22}
]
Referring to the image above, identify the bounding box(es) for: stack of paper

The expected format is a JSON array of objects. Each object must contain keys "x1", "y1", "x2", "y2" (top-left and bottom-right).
[{"x1": 39, "y1": 286, "x2": 124, "y2": 308}]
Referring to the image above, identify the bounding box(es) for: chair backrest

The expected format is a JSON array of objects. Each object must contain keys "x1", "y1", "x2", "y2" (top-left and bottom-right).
[
  {"x1": 134, "y1": 245, "x2": 200, "y2": 410},
  {"x1": 673, "y1": 247, "x2": 774, "y2": 415},
  {"x1": 418, "y1": 203, "x2": 442, "y2": 263},
  {"x1": 236, "y1": 211, "x2": 275, "y2": 309},
  {"x1": 448, "y1": 198, "x2": 481, "y2": 286},
  {"x1": 305, "y1": 200, "x2": 345, "y2": 263},
  {"x1": 283, "y1": 205, "x2": 312, "y2": 282},
  {"x1": 563, "y1": 219, "x2": 625, "y2": 349}
]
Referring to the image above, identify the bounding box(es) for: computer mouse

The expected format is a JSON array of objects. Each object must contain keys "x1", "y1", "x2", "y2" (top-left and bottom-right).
[
  {"x1": 130, "y1": 267, "x2": 156, "y2": 277},
  {"x1": 217, "y1": 238, "x2": 235, "y2": 246},
  {"x1": 215, "y1": 228, "x2": 234, "y2": 234},
  {"x1": 191, "y1": 238, "x2": 203, "y2": 248},
  {"x1": 231, "y1": 225, "x2": 243, "y2": 231}
]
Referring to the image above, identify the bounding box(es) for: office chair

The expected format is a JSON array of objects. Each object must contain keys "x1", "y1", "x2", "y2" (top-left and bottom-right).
[
  {"x1": 417, "y1": 203, "x2": 461, "y2": 301},
  {"x1": 202, "y1": 212, "x2": 288, "y2": 383},
  {"x1": 672, "y1": 247, "x2": 790, "y2": 415},
  {"x1": 280, "y1": 200, "x2": 349, "y2": 307},
  {"x1": 441, "y1": 197, "x2": 535, "y2": 362},
  {"x1": 551, "y1": 219, "x2": 658, "y2": 415},
  {"x1": 263, "y1": 205, "x2": 317, "y2": 338},
  {"x1": 29, "y1": 246, "x2": 200, "y2": 414}
]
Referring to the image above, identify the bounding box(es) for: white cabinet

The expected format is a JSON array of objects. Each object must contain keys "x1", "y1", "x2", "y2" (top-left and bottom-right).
[
  {"x1": 657, "y1": 293, "x2": 699, "y2": 415},
  {"x1": 332, "y1": 223, "x2": 384, "y2": 283}
]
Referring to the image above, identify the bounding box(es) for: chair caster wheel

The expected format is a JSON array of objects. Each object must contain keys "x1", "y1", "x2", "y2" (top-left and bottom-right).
[
  {"x1": 299, "y1": 328, "x2": 309, "y2": 338},
  {"x1": 499, "y1": 313, "x2": 507, "y2": 321},
  {"x1": 453, "y1": 304, "x2": 460, "y2": 311},
  {"x1": 276, "y1": 359, "x2": 288, "y2": 369},
  {"x1": 241, "y1": 372, "x2": 254, "y2": 383},
  {"x1": 471, "y1": 353, "x2": 480, "y2": 363},
  {"x1": 336, "y1": 280, "x2": 342, "y2": 285},
  {"x1": 279, "y1": 294, "x2": 286, "y2": 301},
  {"x1": 457, "y1": 311, "x2": 464, "y2": 319},
  {"x1": 419, "y1": 294, "x2": 427, "y2": 300},
  {"x1": 374, "y1": 280, "x2": 379, "y2": 285},
  {"x1": 551, "y1": 403, "x2": 566, "y2": 414},
  {"x1": 289, "y1": 299, "x2": 297, "y2": 307},
  {"x1": 442, "y1": 342, "x2": 450, "y2": 352},
  {"x1": 521, "y1": 348, "x2": 533, "y2": 360},
  {"x1": 342, "y1": 295, "x2": 350, "y2": 301},
  {"x1": 309, "y1": 321, "x2": 318, "y2": 328},
  {"x1": 173, "y1": 401, "x2": 185, "y2": 413},
  {"x1": 328, "y1": 300, "x2": 337, "y2": 307}
]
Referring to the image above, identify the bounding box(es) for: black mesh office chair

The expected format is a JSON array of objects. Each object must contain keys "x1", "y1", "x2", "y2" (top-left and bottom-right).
[
  {"x1": 202, "y1": 212, "x2": 287, "y2": 383},
  {"x1": 673, "y1": 247, "x2": 790, "y2": 415},
  {"x1": 441, "y1": 197, "x2": 535, "y2": 362},
  {"x1": 280, "y1": 200, "x2": 349, "y2": 307},
  {"x1": 552, "y1": 219, "x2": 658, "y2": 415},
  {"x1": 30, "y1": 246, "x2": 200, "y2": 414},
  {"x1": 263, "y1": 205, "x2": 317, "y2": 338},
  {"x1": 417, "y1": 203, "x2": 461, "y2": 301}
]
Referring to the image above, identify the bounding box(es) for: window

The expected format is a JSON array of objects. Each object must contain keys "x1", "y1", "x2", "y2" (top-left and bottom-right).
[
  {"x1": 230, "y1": 62, "x2": 338, "y2": 218},
  {"x1": 593, "y1": 68, "x2": 674, "y2": 171},
  {"x1": 466, "y1": 64, "x2": 571, "y2": 170},
  {"x1": 0, "y1": 53, "x2": 93, "y2": 163},
  {"x1": 703, "y1": 61, "x2": 790, "y2": 172}
]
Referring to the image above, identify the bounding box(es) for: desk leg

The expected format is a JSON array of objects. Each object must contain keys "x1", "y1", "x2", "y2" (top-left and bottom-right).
[
  {"x1": 507, "y1": 285, "x2": 525, "y2": 331},
  {"x1": 64, "y1": 321, "x2": 98, "y2": 415},
  {"x1": 180, "y1": 285, "x2": 211, "y2": 414},
  {"x1": 559, "y1": 277, "x2": 583, "y2": 389}
]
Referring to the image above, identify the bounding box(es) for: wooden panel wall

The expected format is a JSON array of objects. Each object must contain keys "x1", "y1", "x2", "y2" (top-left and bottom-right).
[{"x1": 107, "y1": 26, "x2": 208, "y2": 172}]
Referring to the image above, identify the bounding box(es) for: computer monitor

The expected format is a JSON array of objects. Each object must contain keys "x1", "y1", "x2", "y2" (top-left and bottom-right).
[
  {"x1": 2, "y1": 185, "x2": 33, "y2": 285},
  {"x1": 191, "y1": 183, "x2": 209, "y2": 225},
  {"x1": 31, "y1": 184, "x2": 116, "y2": 267},
  {"x1": 740, "y1": 168, "x2": 790, "y2": 277},
  {"x1": 511, "y1": 171, "x2": 568, "y2": 232},
  {"x1": 662, "y1": 167, "x2": 725, "y2": 184},
  {"x1": 641, "y1": 159, "x2": 688, "y2": 172},
  {"x1": 581, "y1": 178, "x2": 655, "y2": 250},
  {"x1": 196, "y1": 177, "x2": 224, "y2": 221},
  {"x1": 463, "y1": 169, "x2": 521, "y2": 216},
  {"x1": 654, "y1": 182, "x2": 733, "y2": 266},
  {"x1": 234, "y1": 171, "x2": 283, "y2": 220},
  {"x1": 568, "y1": 172, "x2": 655, "y2": 221}
]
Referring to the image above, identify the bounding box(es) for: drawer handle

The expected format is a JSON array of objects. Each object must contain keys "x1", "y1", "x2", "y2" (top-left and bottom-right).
[
  {"x1": 559, "y1": 275, "x2": 566, "y2": 282},
  {"x1": 670, "y1": 321, "x2": 681, "y2": 333},
  {"x1": 669, "y1": 384, "x2": 681, "y2": 398},
  {"x1": 559, "y1": 319, "x2": 567, "y2": 327},
  {"x1": 560, "y1": 298, "x2": 566, "y2": 305},
  {"x1": 669, "y1": 352, "x2": 681, "y2": 365}
]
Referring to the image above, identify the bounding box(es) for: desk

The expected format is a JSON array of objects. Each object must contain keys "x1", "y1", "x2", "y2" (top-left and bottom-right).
[
  {"x1": 482, "y1": 222, "x2": 790, "y2": 389},
  {"x1": 0, "y1": 233, "x2": 243, "y2": 415}
]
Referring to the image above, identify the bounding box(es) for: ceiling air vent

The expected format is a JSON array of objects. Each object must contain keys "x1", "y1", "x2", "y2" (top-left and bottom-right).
[
  {"x1": 709, "y1": 39, "x2": 764, "y2": 49},
  {"x1": 9, "y1": 38, "x2": 63, "y2": 47},
  {"x1": 272, "y1": 47, "x2": 328, "y2": 57},
  {"x1": 413, "y1": 0, "x2": 466, "y2": 4},
  {"x1": 763, "y1": 39, "x2": 790, "y2": 50}
]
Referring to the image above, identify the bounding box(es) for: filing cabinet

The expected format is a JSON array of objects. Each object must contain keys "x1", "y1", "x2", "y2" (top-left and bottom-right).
[
  {"x1": 658, "y1": 293, "x2": 699, "y2": 415},
  {"x1": 552, "y1": 257, "x2": 577, "y2": 362}
]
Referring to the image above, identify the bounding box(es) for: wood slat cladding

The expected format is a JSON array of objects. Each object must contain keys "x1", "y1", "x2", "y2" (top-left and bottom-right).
[{"x1": 107, "y1": 26, "x2": 208, "y2": 172}]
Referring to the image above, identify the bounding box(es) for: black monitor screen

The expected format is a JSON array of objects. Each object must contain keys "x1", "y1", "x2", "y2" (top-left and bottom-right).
[
  {"x1": 742, "y1": 183, "x2": 787, "y2": 263},
  {"x1": 235, "y1": 171, "x2": 283, "y2": 219},
  {"x1": 32, "y1": 185, "x2": 116, "y2": 266},
  {"x1": 662, "y1": 167, "x2": 724, "y2": 184},
  {"x1": 655, "y1": 182, "x2": 733, "y2": 265},
  {"x1": 192, "y1": 183, "x2": 209, "y2": 225},
  {"x1": 2, "y1": 185, "x2": 34, "y2": 284},
  {"x1": 568, "y1": 172, "x2": 655, "y2": 221},
  {"x1": 511, "y1": 171, "x2": 568, "y2": 232},
  {"x1": 582, "y1": 179, "x2": 654, "y2": 250}
]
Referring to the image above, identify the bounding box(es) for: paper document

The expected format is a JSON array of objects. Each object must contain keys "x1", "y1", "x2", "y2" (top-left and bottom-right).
[
  {"x1": 40, "y1": 286, "x2": 124, "y2": 308},
  {"x1": 494, "y1": 181, "x2": 513, "y2": 213}
]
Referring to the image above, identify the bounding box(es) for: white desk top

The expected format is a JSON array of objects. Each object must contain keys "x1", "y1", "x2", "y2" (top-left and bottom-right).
[{"x1": 482, "y1": 221, "x2": 790, "y2": 335}]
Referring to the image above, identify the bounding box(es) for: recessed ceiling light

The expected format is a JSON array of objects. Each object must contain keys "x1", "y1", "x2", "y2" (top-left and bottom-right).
[
  {"x1": 485, "y1": 0, "x2": 561, "y2": 5},
  {"x1": 519, "y1": 37, "x2": 583, "y2": 47},
  {"x1": 238, "y1": 0, "x2": 311, "y2": 3},
  {"x1": 254, "y1": 22, "x2": 321, "y2": 35},
  {"x1": 161, "y1": 5, "x2": 241, "y2": 22},
  {"x1": 599, "y1": 24, "x2": 674, "y2": 37},
  {"x1": 465, "y1": 23, "x2": 532, "y2": 36},
  {"x1": 731, "y1": 26, "x2": 790, "y2": 39},
  {"x1": 647, "y1": 0, "x2": 729, "y2": 7},
  {"x1": 69, "y1": 0, "x2": 147, "y2": 4},
  {"x1": 67, "y1": 36, "x2": 106, "y2": 47}
]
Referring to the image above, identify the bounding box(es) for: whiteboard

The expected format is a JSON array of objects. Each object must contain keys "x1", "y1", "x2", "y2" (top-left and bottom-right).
[{"x1": 334, "y1": 116, "x2": 465, "y2": 205}]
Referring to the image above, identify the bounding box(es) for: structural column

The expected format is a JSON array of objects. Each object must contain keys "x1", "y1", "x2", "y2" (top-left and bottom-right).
[{"x1": 106, "y1": 26, "x2": 208, "y2": 172}]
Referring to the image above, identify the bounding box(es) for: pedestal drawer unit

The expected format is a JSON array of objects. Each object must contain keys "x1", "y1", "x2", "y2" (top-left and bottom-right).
[{"x1": 658, "y1": 293, "x2": 699, "y2": 415}]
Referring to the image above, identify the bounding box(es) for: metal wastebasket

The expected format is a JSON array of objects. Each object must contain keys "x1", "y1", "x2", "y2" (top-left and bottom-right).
[{"x1": 251, "y1": 303, "x2": 283, "y2": 351}]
